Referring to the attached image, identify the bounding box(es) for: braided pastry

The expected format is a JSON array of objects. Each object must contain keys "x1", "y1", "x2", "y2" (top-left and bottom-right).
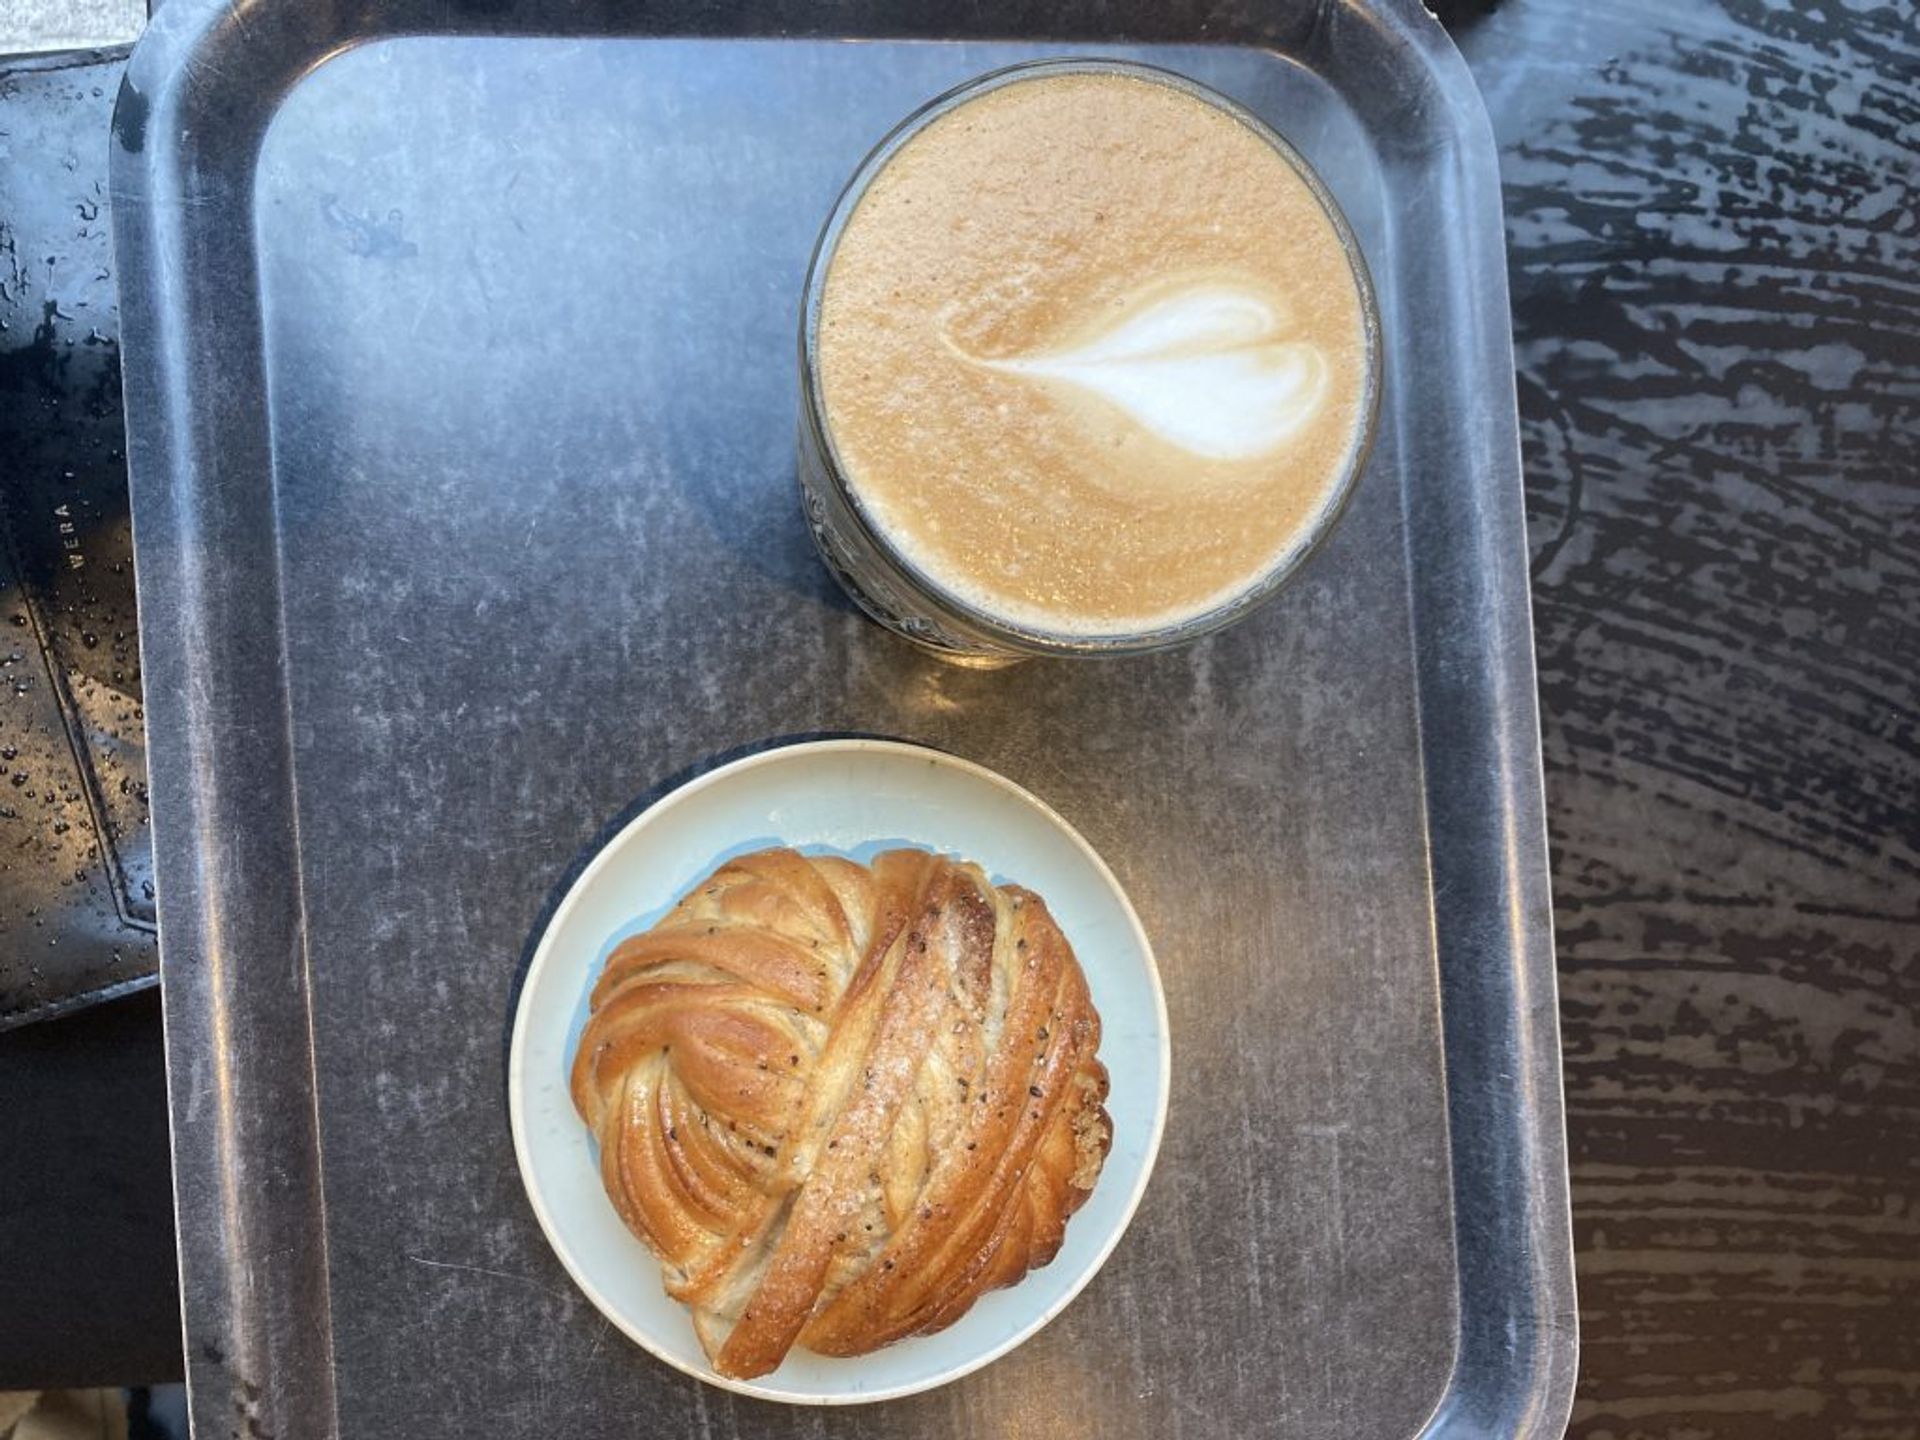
[{"x1": 569, "y1": 846, "x2": 1112, "y2": 1378}]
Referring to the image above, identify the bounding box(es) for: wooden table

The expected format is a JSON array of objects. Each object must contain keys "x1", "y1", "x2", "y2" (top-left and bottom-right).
[{"x1": 1458, "y1": 0, "x2": 1920, "y2": 1433}]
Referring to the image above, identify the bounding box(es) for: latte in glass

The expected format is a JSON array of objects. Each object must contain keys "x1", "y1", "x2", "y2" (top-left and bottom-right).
[{"x1": 800, "y1": 60, "x2": 1379, "y2": 657}]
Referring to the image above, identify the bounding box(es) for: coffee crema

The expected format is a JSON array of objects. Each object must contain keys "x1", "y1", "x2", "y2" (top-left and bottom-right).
[{"x1": 814, "y1": 68, "x2": 1374, "y2": 640}]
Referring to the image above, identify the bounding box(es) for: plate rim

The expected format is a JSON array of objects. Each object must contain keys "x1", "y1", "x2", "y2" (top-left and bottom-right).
[{"x1": 506, "y1": 736, "x2": 1171, "y2": 1405}]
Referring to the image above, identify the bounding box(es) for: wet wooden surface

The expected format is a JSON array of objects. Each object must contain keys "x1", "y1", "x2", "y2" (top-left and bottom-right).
[{"x1": 1459, "y1": 0, "x2": 1920, "y2": 1434}]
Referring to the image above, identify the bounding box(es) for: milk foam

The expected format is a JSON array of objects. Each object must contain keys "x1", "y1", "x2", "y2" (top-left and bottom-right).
[{"x1": 953, "y1": 280, "x2": 1329, "y2": 463}]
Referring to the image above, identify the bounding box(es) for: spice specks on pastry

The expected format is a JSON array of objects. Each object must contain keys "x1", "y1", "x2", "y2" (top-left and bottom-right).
[{"x1": 568, "y1": 845, "x2": 1112, "y2": 1380}]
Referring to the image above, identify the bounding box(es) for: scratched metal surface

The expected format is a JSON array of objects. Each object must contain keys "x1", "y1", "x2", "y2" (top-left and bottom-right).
[
  {"x1": 1457, "y1": 1, "x2": 1920, "y2": 1436},
  {"x1": 111, "y1": 1, "x2": 1572, "y2": 1437}
]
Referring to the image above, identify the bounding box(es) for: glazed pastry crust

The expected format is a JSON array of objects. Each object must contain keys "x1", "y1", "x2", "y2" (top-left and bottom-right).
[{"x1": 570, "y1": 847, "x2": 1112, "y2": 1379}]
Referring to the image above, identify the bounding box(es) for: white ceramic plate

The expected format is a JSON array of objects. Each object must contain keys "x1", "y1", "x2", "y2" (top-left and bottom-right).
[{"x1": 508, "y1": 738, "x2": 1168, "y2": 1404}]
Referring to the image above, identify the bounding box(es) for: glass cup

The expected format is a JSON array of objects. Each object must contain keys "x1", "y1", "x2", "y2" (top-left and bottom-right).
[{"x1": 796, "y1": 58, "x2": 1382, "y2": 665}]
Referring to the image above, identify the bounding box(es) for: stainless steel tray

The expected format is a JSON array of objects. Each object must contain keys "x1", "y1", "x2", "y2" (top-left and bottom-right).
[{"x1": 111, "y1": 1, "x2": 1576, "y2": 1435}]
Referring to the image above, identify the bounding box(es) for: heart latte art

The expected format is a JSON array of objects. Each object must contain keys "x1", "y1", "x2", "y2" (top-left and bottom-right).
[
  {"x1": 952, "y1": 280, "x2": 1331, "y2": 464},
  {"x1": 817, "y1": 69, "x2": 1373, "y2": 638}
]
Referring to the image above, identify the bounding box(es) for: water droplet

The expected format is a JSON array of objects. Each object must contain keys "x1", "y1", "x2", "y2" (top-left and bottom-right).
[{"x1": 81, "y1": 632, "x2": 99, "y2": 649}]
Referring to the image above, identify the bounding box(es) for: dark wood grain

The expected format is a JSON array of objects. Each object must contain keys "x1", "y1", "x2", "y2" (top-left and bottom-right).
[{"x1": 1461, "y1": 0, "x2": 1920, "y2": 1433}]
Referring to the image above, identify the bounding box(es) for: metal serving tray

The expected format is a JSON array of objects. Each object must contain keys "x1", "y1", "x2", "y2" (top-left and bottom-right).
[{"x1": 111, "y1": 1, "x2": 1576, "y2": 1435}]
